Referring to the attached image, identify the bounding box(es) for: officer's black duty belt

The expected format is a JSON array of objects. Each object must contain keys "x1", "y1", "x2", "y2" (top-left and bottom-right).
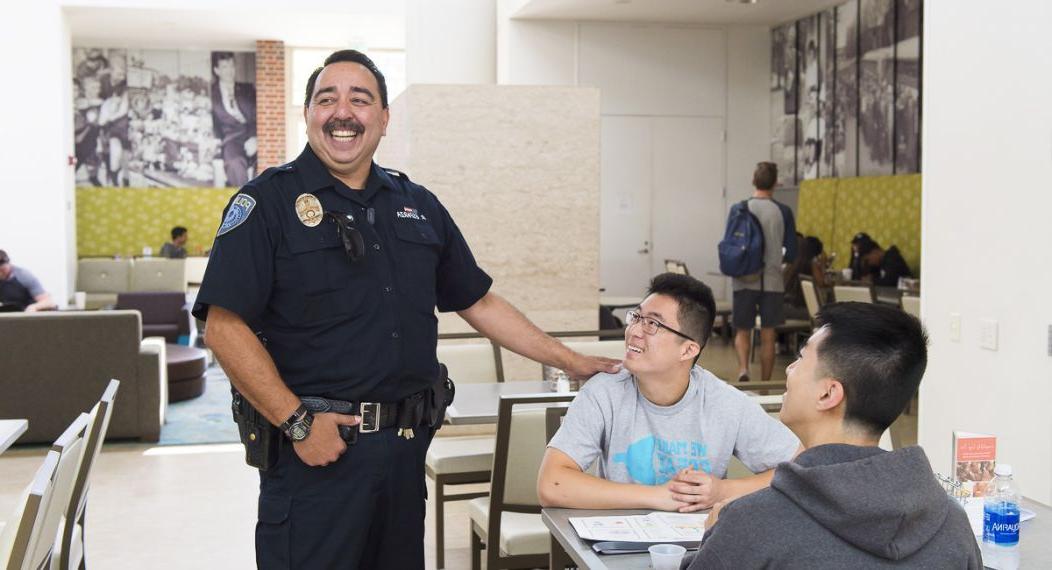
[{"x1": 300, "y1": 396, "x2": 408, "y2": 433}]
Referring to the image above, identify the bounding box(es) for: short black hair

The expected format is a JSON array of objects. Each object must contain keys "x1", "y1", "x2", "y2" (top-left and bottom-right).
[
  {"x1": 646, "y1": 273, "x2": 717, "y2": 348},
  {"x1": 851, "y1": 232, "x2": 880, "y2": 256},
  {"x1": 211, "y1": 51, "x2": 236, "y2": 70},
  {"x1": 0, "y1": 249, "x2": 8, "y2": 265},
  {"x1": 171, "y1": 226, "x2": 188, "y2": 240},
  {"x1": 813, "y1": 302, "x2": 928, "y2": 436},
  {"x1": 304, "y1": 50, "x2": 388, "y2": 109}
]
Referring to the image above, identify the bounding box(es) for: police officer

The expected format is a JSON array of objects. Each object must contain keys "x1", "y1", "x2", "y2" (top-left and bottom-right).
[{"x1": 193, "y1": 50, "x2": 620, "y2": 569}]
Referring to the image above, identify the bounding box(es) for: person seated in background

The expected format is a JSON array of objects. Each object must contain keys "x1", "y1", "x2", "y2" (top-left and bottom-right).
[
  {"x1": 685, "y1": 302, "x2": 981, "y2": 569},
  {"x1": 783, "y1": 234, "x2": 829, "y2": 319},
  {"x1": 537, "y1": 273, "x2": 801, "y2": 512},
  {"x1": 0, "y1": 249, "x2": 56, "y2": 312},
  {"x1": 850, "y1": 232, "x2": 912, "y2": 286},
  {"x1": 160, "y1": 226, "x2": 188, "y2": 259}
]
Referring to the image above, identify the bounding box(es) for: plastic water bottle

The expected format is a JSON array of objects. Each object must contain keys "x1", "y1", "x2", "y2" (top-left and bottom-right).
[{"x1": 983, "y1": 464, "x2": 1020, "y2": 570}]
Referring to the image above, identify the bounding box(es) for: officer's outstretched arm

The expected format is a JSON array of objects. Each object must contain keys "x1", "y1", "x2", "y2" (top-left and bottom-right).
[
  {"x1": 205, "y1": 305, "x2": 301, "y2": 426},
  {"x1": 458, "y1": 292, "x2": 621, "y2": 381}
]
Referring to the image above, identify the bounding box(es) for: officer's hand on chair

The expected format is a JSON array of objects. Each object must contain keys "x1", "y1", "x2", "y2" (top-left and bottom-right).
[
  {"x1": 565, "y1": 353, "x2": 622, "y2": 382},
  {"x1": 292, "y1": 413, "x2": 361, "y2": 467}
]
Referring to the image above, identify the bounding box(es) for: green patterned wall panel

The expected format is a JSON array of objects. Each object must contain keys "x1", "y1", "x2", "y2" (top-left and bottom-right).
[
  {"x1": 831, "y1": 174, "x2": 922, "y2": 274},
  {"x1": 797, "y1": 179, "x2": 839, "y2": 263},
  {"x1": 76, "y1": 187, "x2": 233, "y2": 257}
]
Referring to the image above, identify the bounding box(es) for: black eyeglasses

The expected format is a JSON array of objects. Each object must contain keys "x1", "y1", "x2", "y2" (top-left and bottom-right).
[
  {"x1": 325, "y1": 211, "x2": 365, "y2": 263},
  {"x1": 625, "y1": 310, "x2": 697, "y2": 344}
]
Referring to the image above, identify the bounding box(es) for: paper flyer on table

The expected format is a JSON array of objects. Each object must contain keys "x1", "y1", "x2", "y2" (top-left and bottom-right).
[{"x1": 569, "y1": 512, "x2": 709, "y2": 543}]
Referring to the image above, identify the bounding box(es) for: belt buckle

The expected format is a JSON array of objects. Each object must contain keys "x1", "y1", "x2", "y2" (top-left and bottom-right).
[{"x1": 359, "y1": 402, "x2": 381, "y2": 433}]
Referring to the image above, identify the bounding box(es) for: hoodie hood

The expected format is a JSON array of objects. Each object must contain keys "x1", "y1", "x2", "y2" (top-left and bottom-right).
[{"x1": 772, "y1": 444, "x2": 949, "y2": 561}]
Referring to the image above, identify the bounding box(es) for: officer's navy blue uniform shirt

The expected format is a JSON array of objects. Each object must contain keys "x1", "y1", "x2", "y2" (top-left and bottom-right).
[{"x1": 193, "y1": 145, "x2": 492, "y2": 402}]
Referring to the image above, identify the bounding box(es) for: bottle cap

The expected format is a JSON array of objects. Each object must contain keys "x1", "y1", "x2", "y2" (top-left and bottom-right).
[{"x1": 994, "y1": 463, "x2": 1012, "y2": 477}]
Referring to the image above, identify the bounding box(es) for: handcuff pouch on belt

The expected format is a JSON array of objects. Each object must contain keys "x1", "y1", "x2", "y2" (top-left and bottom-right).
[{"x1": 230, "y1": 387, "x2": 279, "y2": 471}]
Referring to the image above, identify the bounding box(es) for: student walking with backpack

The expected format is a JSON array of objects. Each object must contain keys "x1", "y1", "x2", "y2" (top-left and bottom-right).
[{"x1": 718, "y1": 162, "x2": 797, "y2": 383}]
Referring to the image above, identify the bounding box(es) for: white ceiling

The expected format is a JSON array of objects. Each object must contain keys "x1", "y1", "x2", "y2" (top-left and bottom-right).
[
  {"x1": 66, "y1": 3, "x2": 406, "y2": 51},
  {"x1": 512, "y1": 0, "x2": 846, "y2": 26}
]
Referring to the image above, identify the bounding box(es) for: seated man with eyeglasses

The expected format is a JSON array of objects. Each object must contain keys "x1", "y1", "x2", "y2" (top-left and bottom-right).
[{"x1": 538, "y1": 273, "x2": 802, "y2": 512}]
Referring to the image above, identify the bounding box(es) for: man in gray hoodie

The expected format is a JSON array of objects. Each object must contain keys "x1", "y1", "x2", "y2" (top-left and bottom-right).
[{"x1": 685, "y1": 302, "x2": 982, "y2": 569}]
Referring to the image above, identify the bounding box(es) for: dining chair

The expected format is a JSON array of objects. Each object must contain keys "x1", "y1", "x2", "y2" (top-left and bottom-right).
[
  {"x1": 426, "y1": 343, "x2": 502, "y2": 568},
  {"x1": 0, "y1": 452, "x2": 60, "y2": 570},
  {"x1": 800, "y1": 278, "x2": 822, "y2": 323},
  {"x1": 901, "y1": 295, "x2": 921, "y2": 319},
  {"x1": 468, "y1": 394, "x2": 575, "y2": 570},
  {"x1": 57, "y1": 379, "x2": 120, "y2": 570}
]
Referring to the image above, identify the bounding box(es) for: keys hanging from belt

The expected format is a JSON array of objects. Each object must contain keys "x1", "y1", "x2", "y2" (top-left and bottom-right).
[{"x1": 396, "y1": 393, "x2": 424, "y2": 440}]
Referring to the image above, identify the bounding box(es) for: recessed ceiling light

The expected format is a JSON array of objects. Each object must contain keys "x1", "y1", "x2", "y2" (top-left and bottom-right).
[{"x1": 726, "y1": 0, "x2": 758, "y2": 4}]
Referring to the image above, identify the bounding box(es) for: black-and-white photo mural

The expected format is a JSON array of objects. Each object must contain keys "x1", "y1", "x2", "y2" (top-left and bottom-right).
[
  {"x1": 819, "y1": 8, "x2": 837, "y2": 178},
  {"x1": 770, "y1": 22, "x2": 798, "y2": 186},
  {"x1": 773, "y1": 0, "x2": 922, "y2": 183},
  {"x1": 858, "y1": 0, "x2": 895, "y2": 176},
  {"x1": 797, "y1": 15, "x2": 820, "y2": 181},
  {"x1": 73, "y1": 47, "x2": 256, "y2": 188},
  {"x1": 833, "y1": 0, "x2": 860, "y2": 177},
  {"x1": 894, "y1": 0, "x2": 921, "y2": 174}
]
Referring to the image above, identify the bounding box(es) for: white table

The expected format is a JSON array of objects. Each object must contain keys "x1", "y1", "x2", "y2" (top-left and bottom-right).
[
  {"x1": 0, "y1": 419, "x2": 28, "y2": 454},
  {"x1": 545, "y1": 499, "x2": 1052, "y2": 569},
  {"x1": 446, "y1": 381, "x2": 555, "y2": 425}
]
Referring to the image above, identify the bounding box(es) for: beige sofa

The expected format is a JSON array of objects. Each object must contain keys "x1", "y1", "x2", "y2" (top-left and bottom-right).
[
  {"x1": 76, "y1": 258, "x2": 186, "y2": 309},
  {"x1": 0, "y1": 310, "x2": 165, "y2": 443}
]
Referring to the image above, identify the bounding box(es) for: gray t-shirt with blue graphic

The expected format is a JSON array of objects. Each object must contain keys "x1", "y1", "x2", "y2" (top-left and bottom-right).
[{"x1": 548, "y1": 366, "x2": 799, "y2": 484}]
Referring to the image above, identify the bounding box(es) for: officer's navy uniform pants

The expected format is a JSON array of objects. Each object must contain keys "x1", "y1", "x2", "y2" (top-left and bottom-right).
[{"x1": 256, "y1": 426, "x2": 433, "y2": 569}]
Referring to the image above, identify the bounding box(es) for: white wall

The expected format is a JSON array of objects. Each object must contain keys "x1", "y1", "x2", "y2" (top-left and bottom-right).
[
  {"x1": 406, "y1": 0, "x2": 496, "y2": 85},
  {"x1": 919, "y1": 0, "x2": 1052, "y2": 505},
  {"x1": 0, "y1": 5, "x2": 76, "y2": 304},
  {"x1": 498, "y1": 14, "x2": 771, "y2": 299}
]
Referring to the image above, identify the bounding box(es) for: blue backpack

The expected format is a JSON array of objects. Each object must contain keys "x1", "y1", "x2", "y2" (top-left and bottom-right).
[{"x1": 718, "y1": 200, "x2": 765, "y2": 279}]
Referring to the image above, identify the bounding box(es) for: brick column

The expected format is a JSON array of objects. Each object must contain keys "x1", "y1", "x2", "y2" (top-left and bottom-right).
[{"x1": 255, "y1": 40, "x2": 286, "y2": 170}]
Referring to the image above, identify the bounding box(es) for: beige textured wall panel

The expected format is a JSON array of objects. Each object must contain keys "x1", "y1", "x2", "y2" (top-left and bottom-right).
[{"x1": 377, "y1": 85, "x2": 602, "y2": 380}]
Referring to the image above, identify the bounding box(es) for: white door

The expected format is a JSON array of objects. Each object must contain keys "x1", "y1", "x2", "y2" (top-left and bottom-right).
[
  {"x1": 599, "y1": 116, "x2": 653, "y2": 298},
  {"x1": 599, "y1": 116, "x2": 727, "y2": 300},
  {"x1": 650, "y1": 117, "x2": 728, "y2": 301}
]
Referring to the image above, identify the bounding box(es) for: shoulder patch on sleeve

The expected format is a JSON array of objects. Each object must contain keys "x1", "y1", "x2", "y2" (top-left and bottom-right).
[{"x1": 217, "y1": 193, "x2": 257, "y2": 236}]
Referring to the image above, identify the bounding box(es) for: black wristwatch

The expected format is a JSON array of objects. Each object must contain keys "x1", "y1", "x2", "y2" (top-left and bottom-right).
[{"x1": 280, "y1": 404, "x2": 314, "y2": 442}]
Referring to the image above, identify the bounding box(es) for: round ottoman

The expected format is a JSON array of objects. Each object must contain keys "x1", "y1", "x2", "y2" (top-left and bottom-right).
[{"x1": 166, "y1": 344, "x2": 208, "y2": 402}]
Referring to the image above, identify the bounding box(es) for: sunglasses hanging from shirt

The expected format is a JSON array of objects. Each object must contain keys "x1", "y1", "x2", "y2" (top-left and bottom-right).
[{"x1": 325, "y1": 210, "x2": 366, "y2": 263}]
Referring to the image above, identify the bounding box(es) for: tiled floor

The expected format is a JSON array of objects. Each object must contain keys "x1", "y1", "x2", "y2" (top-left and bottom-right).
[{"x1": 0, "y1": 341, "x2": 916, "y2": 569}]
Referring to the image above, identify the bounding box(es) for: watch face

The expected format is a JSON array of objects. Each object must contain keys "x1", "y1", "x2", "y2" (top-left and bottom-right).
[{"x1": 289, "y1": 422, "x2": 310, "y2": 441}]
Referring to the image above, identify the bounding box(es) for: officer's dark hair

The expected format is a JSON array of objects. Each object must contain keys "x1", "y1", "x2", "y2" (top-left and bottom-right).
[
  {"x1": 646, "y1": 273, "x2": 716, "y2": 349},
  {"x1": 753, "y1": 161, "x2": 778, "y2": 191},
  {"x1": 812, "y1": 302, "x2": 928, "y2": 437},
  {"x1": 0, "y1": 249, "x2": 8, "y2": 266},
  {"x1": 211, "y1": 51, "x2": 236, "y2": 71},
  {"x1": 304, "y1": 50, "x2": 388, "y2": 109},
  {"x1": 171, "y1": 226, "x2": 188, "y2": 240}
]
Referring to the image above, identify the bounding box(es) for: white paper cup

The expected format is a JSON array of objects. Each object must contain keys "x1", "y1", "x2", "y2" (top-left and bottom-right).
[
  {"x1": 648, "y1": 544, "x2": 686, "y2": 570},
  {"x1": 841, "y1": 268, "x2": 852, "y2": 281},
  {"x1": 74, "y1": 291, "x2": 86, "y2": 310}
]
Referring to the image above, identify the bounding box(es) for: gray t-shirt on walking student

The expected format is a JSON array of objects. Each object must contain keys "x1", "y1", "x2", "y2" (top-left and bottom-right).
[
  {"x1": 732, "y1": 197, "x2": 793, "y2": 293},
  {"x1": 548, "y1": 366, "x2": 799, "y2": 484}
]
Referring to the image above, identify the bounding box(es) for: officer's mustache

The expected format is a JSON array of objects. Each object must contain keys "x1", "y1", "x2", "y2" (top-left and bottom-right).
[{"x1": 324, "y1": 119, "x2": 365, "y2": 136}]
